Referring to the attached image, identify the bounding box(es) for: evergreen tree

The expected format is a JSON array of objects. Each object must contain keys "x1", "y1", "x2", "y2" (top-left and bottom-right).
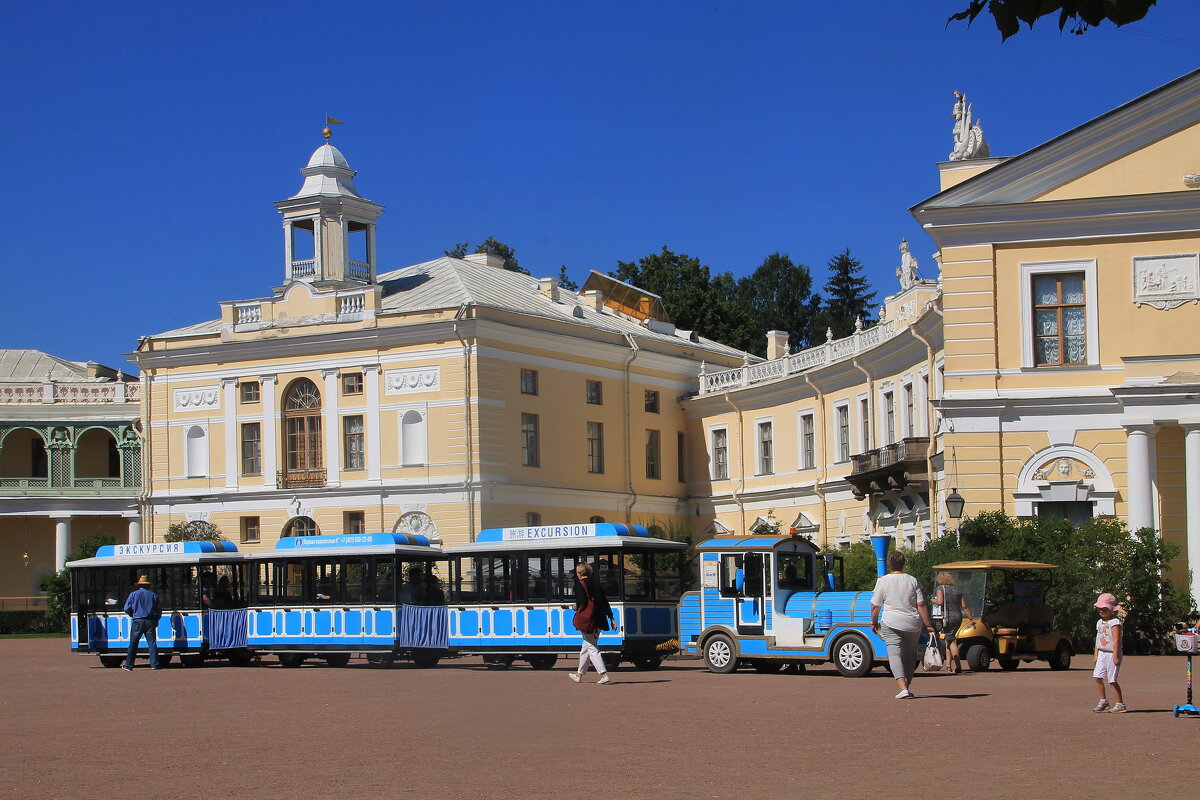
[
  {"x1": 555, "y1": 265, "x2": 579, "y2": 292},
  {"x1": 739, "y1": 252, "x2": 821, "y2": 354},
  {"x1": 445, "y1": 238, "x2": 529, "y2": 275},
  {"x1": 819, "y1": 249, "x2": 877, "y2": 339}
]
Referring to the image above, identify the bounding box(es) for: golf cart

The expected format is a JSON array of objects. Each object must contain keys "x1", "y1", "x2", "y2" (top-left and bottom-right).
[{"x1": 934, "y1": 560, "x2": 1073, "y2": 672}]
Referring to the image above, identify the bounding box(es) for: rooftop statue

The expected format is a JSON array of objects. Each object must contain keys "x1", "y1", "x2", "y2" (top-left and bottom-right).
[
  {"x1": 896, "y1": 238, "x2": 919, "y2": 290},
  {"x1": 949, "y1": 90, "x2": 991, "y2": 161}
]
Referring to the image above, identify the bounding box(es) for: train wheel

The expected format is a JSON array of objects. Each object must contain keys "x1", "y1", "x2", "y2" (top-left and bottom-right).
[
  {"x1": 631, "y1": 655, "x2": 663, "y2": 671},
  {"x1": 324, "y1": 653, "x2": 351, "y2": 668},
  {"x1": 99, "y1": 655, "x2": 124, "y2": 669},
  {"x1": 227, "y1": 649, "x2": 252, "y2": 667},
  {"x1": 180, "y1": 653, "x2": 205, "y2": 668},
  {"x1": 413, "y1": 653, "x2": 441, "y2": 668},
  {"x1": 703, "y1": 633, "x2": 738, "y2": 674},
  {"x1": 833, "y1": 634, "x2": 873, "y2": 678},
  {"x1": 366, "y1": 653, "x2": 397, "y2": 667},
  {"x1": 752, "y1": 660, "x2": 785, "y2": 674},
  {"x1": 277, "y1": 653, "x2": 305, "y2": 668},
  {"x1": 527, "y1": 654, "x2": 558, "y2": 670},
  {"x1": 483, "y1": 655, "x2": 515, "y2": 670},
  {"x1": 1048, "y1": 642, "x2": 1072, "y2": 671},
  {"x1": 965, "y1": 643, "x2": 992, "y2": 672},
  {"x1": 603, "y1": 653, "x2": 622, "y2": 671}
]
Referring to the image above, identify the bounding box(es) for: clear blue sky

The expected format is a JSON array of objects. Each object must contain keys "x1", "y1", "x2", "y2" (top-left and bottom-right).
[{"x1": 3, "y1": 1, "x2": 1198, "y2": 372}]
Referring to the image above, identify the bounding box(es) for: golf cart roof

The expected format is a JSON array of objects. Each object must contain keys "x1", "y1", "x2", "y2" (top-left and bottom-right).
[{"x1": 934, "y1": 560, "x2": 1058, "y2": 571}]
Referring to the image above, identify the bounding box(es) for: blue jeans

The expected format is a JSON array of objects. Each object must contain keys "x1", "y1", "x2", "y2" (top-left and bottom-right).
[{"x1": 126, "y1": 618, "x2": 159, "y2": 669}]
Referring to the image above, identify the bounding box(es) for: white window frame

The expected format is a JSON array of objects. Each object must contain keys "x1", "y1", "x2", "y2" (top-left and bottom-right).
[
  {"x1": 857, "y1": 394, "x2": 870, "y2": 454},
  {"x1": 902, "y1": 381, "x2": 914, "y2": 439},
  {"x1": 834, "y1": 404, "x2": 850, "y2": 463},
  {"x1": 1019, "y1": 259, "x2": 1099, "y2": 368},
  {"x1": 797, "y1": 409, "x2": 816, "y2": 471},
  {"x1": 709, "y1": 425, "x2": 730, "y2": 480}
]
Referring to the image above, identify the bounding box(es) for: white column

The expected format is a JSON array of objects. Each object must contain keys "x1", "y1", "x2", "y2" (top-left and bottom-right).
[
  {"x1": 1125, "y1": 423, "x2": 1158, "y2": 532},
  {"x1": 261, "y1": 375, "x2": 278, "y2": 489},
  {"x1": 222, "y1": 378, "x2": 238, "y2": 489},
  {"x1": 322, "y1": 369, "x2": 341, "y2": 485},
  {"x1": 53, "y1": 517, "x2": 71, "y2": 572},
  {"x1": 1184, "y1": 421, "x2": 1200, "y2": 608},
  {"x1": 365, "y1": 365, "x2": 382, "y2": 481},
  {"x1": 283, "y1": 220, "x2": 294, "y2": 280},
  {"x1": 313, "y1": 215, "x2": 324, "y2": 279},
  {"x1": 126, "y1": 515, "x2": 142, "y2": 546}
]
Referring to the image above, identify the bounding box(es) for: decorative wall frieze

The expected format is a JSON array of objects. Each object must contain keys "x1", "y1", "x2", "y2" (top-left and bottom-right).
[
  {"x1": 1133, "y1": 253, "x2": 1199, "y2": 310},
  {"x1": 385, "y1": 366, "x2": 440, "y2": 395},
  {"x1": 173, "y1": 386, "x2": 221, "y2": 411}
]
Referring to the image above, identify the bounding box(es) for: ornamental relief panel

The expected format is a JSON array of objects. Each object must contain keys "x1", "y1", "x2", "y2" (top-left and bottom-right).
[
  {"x1": 385, "y1": 367, "x2": 440, "y2": 395},
  {"x1": 172, "y1": 387, "x2": 220, "y2": 411},
  {"x1": 1132, "y1": 253, "x2": 1199, "y2": 310},
  {"x1": 1031, "y1": 457, "x2": 1095, "y2": 482}
]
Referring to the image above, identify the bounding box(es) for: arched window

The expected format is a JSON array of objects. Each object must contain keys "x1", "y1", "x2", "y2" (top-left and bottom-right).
[
  {"x1": 185, "y1": 425, "x2": 207, "y2": 477},
  {"x1": 283, "y1": 516, "x2": 320, "y2": 537},
  {"x1": 400, "y1": 409, "x2": 427, "y2": 466},
  {"x1": 283, "y1": 379, "x2": 323, "y2": 486},
  {"x1": 589, "y1": 516, "x2": 605, "y2": 524}
]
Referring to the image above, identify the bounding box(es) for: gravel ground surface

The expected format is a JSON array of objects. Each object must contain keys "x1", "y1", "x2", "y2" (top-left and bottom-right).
[{"x1": 2, "y1": 639, "x2": 1196, "y2": 799}]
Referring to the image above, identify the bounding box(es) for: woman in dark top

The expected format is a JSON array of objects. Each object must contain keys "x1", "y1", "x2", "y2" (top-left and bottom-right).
[
  {"x1": 935, "y1": 571, "x2": 970, "y2": 673},
  {"x1": 569, "y1": 562, "x2": 615, "y2": 685}
]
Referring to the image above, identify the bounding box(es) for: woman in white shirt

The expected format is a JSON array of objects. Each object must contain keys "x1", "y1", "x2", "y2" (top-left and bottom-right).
[{"x1": 871, "y1": 549, "x2": 935, "y2": 699}]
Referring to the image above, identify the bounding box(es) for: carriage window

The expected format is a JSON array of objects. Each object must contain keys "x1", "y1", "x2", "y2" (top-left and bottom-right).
[
  {"x1": 526, "y1": 554, "x2": 550, "y2": 602},
  {"x1": 372, "y1": 558, "x2": 395, "y2": 605},
  {"x1": 593, "y1": 552, "x2": 620, "y2": 599},
  {"x1": 479, "y1": 556, "x2": 524, "y2": 603},
  {"x1": 344, "y1": 559, "x2": 367, "y2": 604},
  {"x1": 281, "y1": 561, "x2": 304, "y2": 605},
  {"x1": 452, "y1": 557, "x2": 478, "y2": 603},
  {"x1": 200, "y1": 563, "x2": 248, "y2": 609},
  {"x1": 777, "y1": 552, "x2": 813, "y2": 591},
  {"x1": 254, "y1": 562, "x2": 276, "y2": 606},
  {"x1": 719, "y1": 554, "x2": 741, "y2": 598},
  {"x1": 625, "y1": 552, "x2": 652, "y2": 601},
  {"x1": 313, "y1": 561, "x2": 339, "y2": 604},
  {"x1": 654, "y1": 550, "x2": 684, "y2": 601}
]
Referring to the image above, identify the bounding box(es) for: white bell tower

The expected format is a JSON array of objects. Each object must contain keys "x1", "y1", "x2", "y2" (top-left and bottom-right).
[{"x1": 274, "y1": 134, "x2": 384, "y2": 287}]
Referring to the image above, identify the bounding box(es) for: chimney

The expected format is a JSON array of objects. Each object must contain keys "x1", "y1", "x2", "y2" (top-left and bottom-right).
[
  {"x1": 537, "y1": 277, "x2": 559, "y2": 301},
  {"x1": 582, "y1": 290, "x2": 604, "y2": 312},
  {"x1": 463, "y1": 252, "x2": 507, "y2": 269},
  {"x1": 766, "y1": 330, "x2": 789, "y2": 360}
]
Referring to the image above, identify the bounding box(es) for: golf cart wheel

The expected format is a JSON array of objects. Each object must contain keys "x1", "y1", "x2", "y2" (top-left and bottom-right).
[
  {"x1": 752, "y1": 660, "x2": 785, "y2": 674},
  {"x1": 833, "y1": 633, "x2": 873, "y2": 678},
  {"x1": 703, "y1": 633, "x2": 738, "y2": 674},
  {"x1": 1048, "y1": 641, "x2": 1072, "y2": 671},
  {"x1": 965, "y1": 643, "x2": 992, "y2": 672},
  {"x1": 998, "y1": 656, "x2": 1020, "y2": 671}
]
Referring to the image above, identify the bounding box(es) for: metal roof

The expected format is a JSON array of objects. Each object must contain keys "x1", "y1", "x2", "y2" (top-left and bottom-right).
[
  {"x1": 934, "y1": 560, "x2": 1058, "y2": 571},
  {"x1": 0, "y1": 350, "x2": 102, "y2": 382}
]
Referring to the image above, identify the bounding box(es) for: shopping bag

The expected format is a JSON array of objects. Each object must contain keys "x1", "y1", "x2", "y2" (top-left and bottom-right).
[{"x1": 923, "y1": 637, "x2": 944, "y2": 671}]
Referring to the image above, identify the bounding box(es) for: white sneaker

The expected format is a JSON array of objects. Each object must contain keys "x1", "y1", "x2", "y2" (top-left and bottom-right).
[
  {"x1": 596, "y1": 674, "x2": 611, "y2": 685},
  {"x1": 895, "y1": 690, "x2": 913, "y2": 699},
  {"x1": 1093, "y1": 699, "x2": 1109, "y2": 713},
  {"x1": 568, "y1": 672, "x2": 581, "y2": 683}
]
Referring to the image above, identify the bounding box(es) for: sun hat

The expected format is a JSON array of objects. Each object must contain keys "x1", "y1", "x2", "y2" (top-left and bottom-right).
[
  {"x1": 136, "y1": 575, "x2": 152, "y2": 587},
  {"x1": 1094, "y1": 593, "x2": 1120, "y2": 610}
]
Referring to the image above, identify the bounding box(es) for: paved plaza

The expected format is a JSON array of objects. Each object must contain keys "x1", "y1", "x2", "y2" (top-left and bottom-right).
[{"x1": 1, "y1": 638, "x2": 1195, "y2": 799}]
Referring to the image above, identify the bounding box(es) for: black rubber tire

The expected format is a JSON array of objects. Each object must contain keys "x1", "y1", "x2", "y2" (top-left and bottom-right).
[
  {"x1": 324, "y1": 653, "x2": 351, "y2": 667},
  {"x1": 99, "y1": 655, "x2": 124, "y2": 668},
  {"x1": 483, "y1": 655, "x2": 515, "y2": 670},
  {"x1": 413, "y1": 653, "x2": 441, "y2": 668},
  {"x1": 526, "y1": 654, "x2": 558, "y2": 670},
  {"x1": 180, "y1": 652, "x2": 205, "y2": 668},
  {"x1": 703, "y1": 633, "x2": 738, "y2": 674},
  {"x1": 602, "y1": 653, "x2": 622, "y2": 671},
  {"x1": 965, "y1": 643, "x2": 992, "y2": 672},
  {"x1": 277, "y1": 652, "x2": 305, "y2": 668},
  {"x1": 227, "y1": 649, "x2": 252, "y2": 667},
  {"x1": 631, "y1": 655, "x2": 663, "y2": 671},
  {"x1": 998, "y1": 656, "x2": 1020, "y2": 671},
  {"x1": 1048, "y1": 641, "x2": 1072, "y2": 671},
  {"x1": 833, "y1": 634, "x2": 874, "y2": 678},
  {"x1": 752, "y1": 660, "x2": 785, "y2": 674}
]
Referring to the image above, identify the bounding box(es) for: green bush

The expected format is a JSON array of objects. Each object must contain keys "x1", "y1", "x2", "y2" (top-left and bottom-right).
[
  {"x1": 906, "y1": 512, "x2": 1191, "y2": 654},
  {"x1": 0, "y1": 610, "x2": 59, "y2": 635},
  {"x1": 39, "y1": 532, "x2": 118, "y2": 633}
]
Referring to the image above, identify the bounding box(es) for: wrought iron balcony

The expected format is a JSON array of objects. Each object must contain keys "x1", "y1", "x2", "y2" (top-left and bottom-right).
[
  {"x1": 847, "y1": 437, "x2": 930, "y2": 500},
  {"x1": 277, "y1": 468, "x2": 326, "y2": 489}
]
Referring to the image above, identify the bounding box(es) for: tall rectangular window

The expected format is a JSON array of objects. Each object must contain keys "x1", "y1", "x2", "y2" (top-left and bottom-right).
[
  {"x1": 239, "y1": 382, "x2": 260, "y2": 404},
  {"x1": 904, "y1": 384, "x2": 914, "y2": 438},
  {"x1": 343, "y1": 415, "x2": 365, "y2": 469},
  {"x1": 712, "y1": 428, "x2": 729, "y2": 480},
  {"x1": 801, "y1": 413, "x2": 815, "y2": 470},
  {"x1": 677, "y1": 432, "x2": 686, "y2": 482},
  {"x1": 240, "y1": 516, "x2": 260, "y2": 543},
  {"x1": 644, "y1": 390, "x2": 660, "y2": 413},
  {"x1": 520, "y1": 368, "x2": 538, "y2": 395},
  {"x1": 240, "y1": 422, "x2": 261, "y2": 475},
  {"x1": 345, "y1": 511, "x2": 365, "y2": 534},
  {"x1": 341, "y1": 373, "x2": 364, "y2": 396},
  {"x1": 646, "y1": 429, "x2": 661, "y2": 479},
  {"x1": 521, "y1": 413, "x2": 540, "y2": 467},
  {"x1": 860, "y1": 397, "x2": 870, "y2": 453},
  {"x1": 587, "y1": 422, "x2": 604, "y2": 473},
  {"x1": 884, "y1": 392, "x2": 895, "y2": 445},
  {"x1": 836, "y1": 406, "x2": 849, "y2": 462},
  {"x1": 1033, "y1": 273, "x2": 1086, "y2": 366},
  {"x1": 586, "y1": 380, "x2": 603, "y2": 405},
  {"x1": 525, "y1": 511, "x2": 542, "y2": 527},
  {"x1": 758, "y1": 421, "x2": 774, "y2": 475}
]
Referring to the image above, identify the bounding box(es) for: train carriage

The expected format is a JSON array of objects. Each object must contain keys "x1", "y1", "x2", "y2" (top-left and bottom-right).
[{"x1": 444, "y1": 523, "x2": 686, "y2": 670}]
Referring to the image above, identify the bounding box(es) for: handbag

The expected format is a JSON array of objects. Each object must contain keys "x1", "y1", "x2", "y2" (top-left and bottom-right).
[
  {"x1": 572, "y1": 579, "x2": 597, "y2": 632},
  {"x1": 923, "y1": 633, "x2": 944, "y2": 672}
]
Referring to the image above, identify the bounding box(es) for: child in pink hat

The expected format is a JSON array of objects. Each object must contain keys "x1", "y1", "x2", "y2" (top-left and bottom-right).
[{"x1": 1092, "y1": 593, "x2": 1127, "y2": 713}]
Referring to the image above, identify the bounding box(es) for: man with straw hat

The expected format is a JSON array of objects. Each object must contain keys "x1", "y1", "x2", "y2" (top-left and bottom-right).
[{"x1": 123, "y1": 575, "x2": 162, "y2": 671}]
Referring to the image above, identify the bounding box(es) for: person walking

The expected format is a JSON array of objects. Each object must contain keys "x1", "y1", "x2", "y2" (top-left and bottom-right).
[
  {"x1": 123, "y1": 575, "x2": 162, "y2": 671},
  {"x1": 1092, "y1": 593, "x2": 1127, "y2": 713},
  {"x1": 933, "y1": 571, "x2": 970, "y2": 673},
  {"x1": 870, "y1": 550, "x2": 935, "y2": 699},
  {"x1": 569, "y1": 562, "x2": 615, "y2": 685}
]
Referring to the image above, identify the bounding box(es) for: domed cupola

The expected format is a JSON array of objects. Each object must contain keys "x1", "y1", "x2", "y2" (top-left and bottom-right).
[{"x1": 274, "y1": 130, "x2": 384, "y2": 287}]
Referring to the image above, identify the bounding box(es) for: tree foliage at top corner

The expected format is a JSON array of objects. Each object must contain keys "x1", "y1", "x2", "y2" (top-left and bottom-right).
[
  {"x1": 817, "y1": 249, "x2": 876, "y2": 340},
  {"x1": 445, "y1": 237, "x2": 530, "y2": 275},
  {"x1": 949, "y1": 0, "x2": 1157, "y2": 40},
  {"x1": 164, "y1": 520, "x2": 226, "y2": 542}
]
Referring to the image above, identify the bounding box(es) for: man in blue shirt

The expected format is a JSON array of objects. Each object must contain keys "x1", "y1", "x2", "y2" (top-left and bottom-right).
[{"x1": 123, "y1": 575, "x2": 162, "y2": 670}]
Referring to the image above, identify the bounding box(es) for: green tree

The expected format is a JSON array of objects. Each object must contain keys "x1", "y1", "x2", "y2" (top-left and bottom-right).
[
  {"x1": 445, "y1": 238, "x2": 529, "y2": 275},
  {"x1": 164, "y1": 520, "x2": 225, "y2": 542},
  {"x1": 39, "y1": 531, "x2": 118, "y2": 631},
  {"x1": 556, "y1": 265, "x2": 579, "y2": 292},
  {"x1": 818, "y1": 249, "x2": 876, "y2": 339},
  {"x1": 739, "y1": 252, "x2": 822, "y2": 354},
  {"x1": 950, "y1": 0, "x2": 1156, "y2": 40},
  {"x1": 835, "y1": 541, "x2": 882, "y2": 591}
]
